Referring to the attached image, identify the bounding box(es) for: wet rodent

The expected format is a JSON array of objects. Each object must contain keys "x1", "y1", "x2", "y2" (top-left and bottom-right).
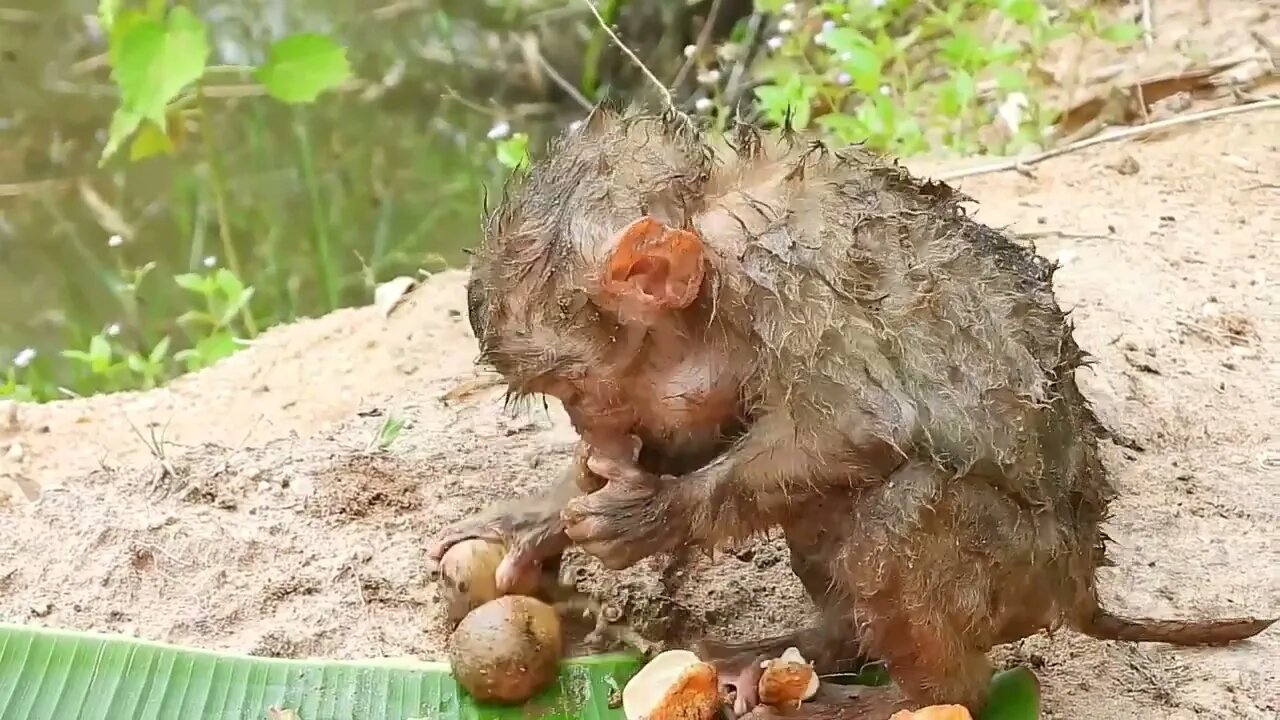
[{"x1": 444, "y1": 103, "x2": 1275, "y2": 715}]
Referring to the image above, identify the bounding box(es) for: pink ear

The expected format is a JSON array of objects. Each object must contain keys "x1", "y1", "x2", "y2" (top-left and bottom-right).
[{"x1": 602, "y1": 216, "x2": 705, "y2": 311}]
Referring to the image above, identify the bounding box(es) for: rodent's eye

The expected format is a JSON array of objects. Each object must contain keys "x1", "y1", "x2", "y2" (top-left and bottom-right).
[{"x1": 456, "y1": 580, "x2": 469, "y2": 593}]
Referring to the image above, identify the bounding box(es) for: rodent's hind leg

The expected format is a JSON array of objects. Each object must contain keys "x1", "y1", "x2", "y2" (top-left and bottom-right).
[{"x1": 839, "y1": 462, "x2": 1036, "y2": 712}]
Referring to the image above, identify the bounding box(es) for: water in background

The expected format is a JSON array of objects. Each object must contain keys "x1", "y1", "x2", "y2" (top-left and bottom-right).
[{"x1": 0, "y1": 0, "x2": 563, "y2": 377}]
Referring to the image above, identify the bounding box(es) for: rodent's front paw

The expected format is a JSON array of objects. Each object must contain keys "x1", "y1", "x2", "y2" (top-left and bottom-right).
[{"x1": 561, "y1": 480, "x2": 674, "y2": 570}]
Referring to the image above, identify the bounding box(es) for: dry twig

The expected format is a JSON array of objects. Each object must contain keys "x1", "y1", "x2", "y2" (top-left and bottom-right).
[
  {"x1": 1140, "y1": 0, "x2": 1156, "y2": 48},
  {"x1": 576, "y1": 0, "x2": 672, "y2": 108},
  {"x1": 528, "y1": 38, "x2": 594, "y2": 112},
  {"x1": 937, "y1": 97, "x2": 1280, "y2": 182}
]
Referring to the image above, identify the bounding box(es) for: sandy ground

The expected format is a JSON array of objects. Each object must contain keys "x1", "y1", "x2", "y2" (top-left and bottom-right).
[{"x1": 2, "y1": 6, "x2": 1279, "y2": 716}]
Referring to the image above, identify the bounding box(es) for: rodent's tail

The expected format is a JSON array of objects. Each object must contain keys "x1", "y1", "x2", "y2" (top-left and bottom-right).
[{"x1": 1078, "y1": 605, "x2": 1276, "y2": 646}]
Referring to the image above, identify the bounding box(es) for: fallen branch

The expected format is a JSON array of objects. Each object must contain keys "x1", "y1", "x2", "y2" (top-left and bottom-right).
[{"x1": 937, "y1": 97, "x2": 1280, "y2": 182}]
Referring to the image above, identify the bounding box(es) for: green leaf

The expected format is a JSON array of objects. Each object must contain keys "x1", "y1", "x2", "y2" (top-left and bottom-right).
[
  {"x1": 0, "y1": 621, "x2": 644, "y2": 719},
  {"x1": 128, "y1": 118, "x2": 175, "y2": 161},
  {"x1": 179, "y1": 332, "x2": 241, "y2": 371},
  {"x1": 816, "y1": 113, "x2": 867, "y2": 145},
  {"x1": 148, "y1": 336, "x2": 172, "y2": 365},
  {"x1": 214, "y1": 268, "x2": 246, "y2": 300},
  {"x1": 254, "y1": 33, "x2": 352, "y2": 104},
  {"x1": 997, "y1": 0, "x2": 1042, "y2": 25},
  {"x1": 99, "y1": 106, "x2": 143, "y2": 167},
  {"x1": 824, "y1": 28, "x2": 884, "y2": 91},
  {"x1": 219, "y1": 287, "x2": 256, "y2": 327},
  {"x1": 98, "y1": 0, "x2": 121, "y2": 31},
  {"x1": 173, "y1": 273, "x2": 206, "y2": 293},
  {"x1": 89, "y1": 334, "x2": 113, "y2": 368},
  {"x1": 496, "y1": 133, "x2": 530, "y2": 170},
  {"x1": 977, "y1": 666, "x2": 1041, "y2": 720},
  {"x1": 110, "y1": 7, "x2": 209, "y2": 127},
  {"x1": 1099, "y1": 22, "x2": 1145, "y2": 44}
]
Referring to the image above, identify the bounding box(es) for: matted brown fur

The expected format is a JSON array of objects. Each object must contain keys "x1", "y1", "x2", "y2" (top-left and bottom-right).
[{"x1": 454, "y1": 104, "x2": 1275, "y2": 712}]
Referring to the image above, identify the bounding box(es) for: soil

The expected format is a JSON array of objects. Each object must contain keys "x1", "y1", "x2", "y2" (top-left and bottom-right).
[{"x1": 2, "y1": 9, "x2": 1278, "y2": 718}]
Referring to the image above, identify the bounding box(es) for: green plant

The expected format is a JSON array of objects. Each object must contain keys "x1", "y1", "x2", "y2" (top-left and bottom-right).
[
  {"x1": 61, "y1": 331, "x2": 172, "y2": 394},
  {"x1": 172, "y1": 267, "x2": 256, "y2": 372},
  {"x1": 0, "y1": 2, "x2": 353, "y2": 404},
  {"x1": 98, "y1": 0, "x2": 349, "y2": 328},
  {"x1": 706, "y1": 0, "x2": 1145, "y2": 155},
  {"x1": 368, "y1": 413, "x2": 407, "y2": 452}
]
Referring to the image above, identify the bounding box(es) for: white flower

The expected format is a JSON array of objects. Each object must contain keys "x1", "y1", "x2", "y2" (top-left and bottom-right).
[
  {"x1": 683, "y1": 44, "x2": 697, "y2": 58},
  {"x1": 694, "y1": 97, "x2": 714, "y2": 113},
  {"x1": 822, "y1": 20, "x2": 836, "y2": 33},
  {"x1": 486, "y1": 121, "x2": 511, "y2": 140},
  {"x1": 106, "y1": 323, "x2": 121, "y2": 337},
  {"x1": 107, "y1": 234, "x2": 124, "y2": 248},
  {"x1": 767, "y1": 36, "x2": 784, "y2": 51},
  {"x1": 880, "y1": 84, "x2": 891, "y2": 96},
  {"x1": 697, "y1": 69, "x2": 722, "y2": 85},
  {"x1": 997, "y1": 92, "x2": 1030, "y2": 133},
  {"x1": 13, "y1": 348, "x2": 36, "y2": 369},
  {"x1": 839, "y1": 51, "x2": 854, "y2": 62},
  {"x1": 202, "y1": 255, "x2": 217, "y2": 268},
  {"x1": 781, "y1": 2, "x2": 797, "y2": 14},
  {"x1": 836, "y1": 72, "x2": 852, "y2": 86},
  {"x1": 777, "y1": 18, "x2": 795, "y2": 34}
]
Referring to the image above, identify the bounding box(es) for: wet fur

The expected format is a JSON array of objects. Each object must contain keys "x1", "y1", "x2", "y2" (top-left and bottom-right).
[{"x1": 462, "y1": 105, "x2": 1275, "y2": 712}]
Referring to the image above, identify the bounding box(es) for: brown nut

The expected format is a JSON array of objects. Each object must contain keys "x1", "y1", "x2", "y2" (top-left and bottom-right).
[
  {"x1": 447, "y1": 595, "x2": 563, "y2": 704},
  {"x1": 437, "y1": 538, "x2": 539, "y2": 625}
]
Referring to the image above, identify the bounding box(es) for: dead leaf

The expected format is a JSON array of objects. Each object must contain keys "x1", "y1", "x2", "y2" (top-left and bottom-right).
[
  {"x1": 374, "y1": 275, "x2": 418, "y2": 319},
  {"x1": 1058, "y1": 58, "x2": 1267, "y2": 136}
]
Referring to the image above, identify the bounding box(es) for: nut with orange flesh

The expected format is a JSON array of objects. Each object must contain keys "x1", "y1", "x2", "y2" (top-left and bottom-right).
[
  {"x1": 622, "y1": 649, "x2": 723, "y2": 720},
  {"x1": 436, "y1": 538, "x2": 540, "y2": 625},
  {"x1": 757, "y1": 646, "x2": 819, "y2": 709},
  {"x1": 888, "y1": 705, "x2": 974, "y2": 720}
]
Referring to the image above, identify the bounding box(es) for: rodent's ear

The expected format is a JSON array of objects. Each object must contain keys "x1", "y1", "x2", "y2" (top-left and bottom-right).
[{"x1": 602, "y1": 216, "x2": 705, "y2": 311}]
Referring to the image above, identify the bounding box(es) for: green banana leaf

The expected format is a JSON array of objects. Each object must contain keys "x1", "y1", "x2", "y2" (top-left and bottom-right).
[
  {"x1": 0, "y1": 623, "x2": 1040, "y2": 720},
  {"x1": 0, "y1": 623, "x2": 641, "y2": 720}
]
